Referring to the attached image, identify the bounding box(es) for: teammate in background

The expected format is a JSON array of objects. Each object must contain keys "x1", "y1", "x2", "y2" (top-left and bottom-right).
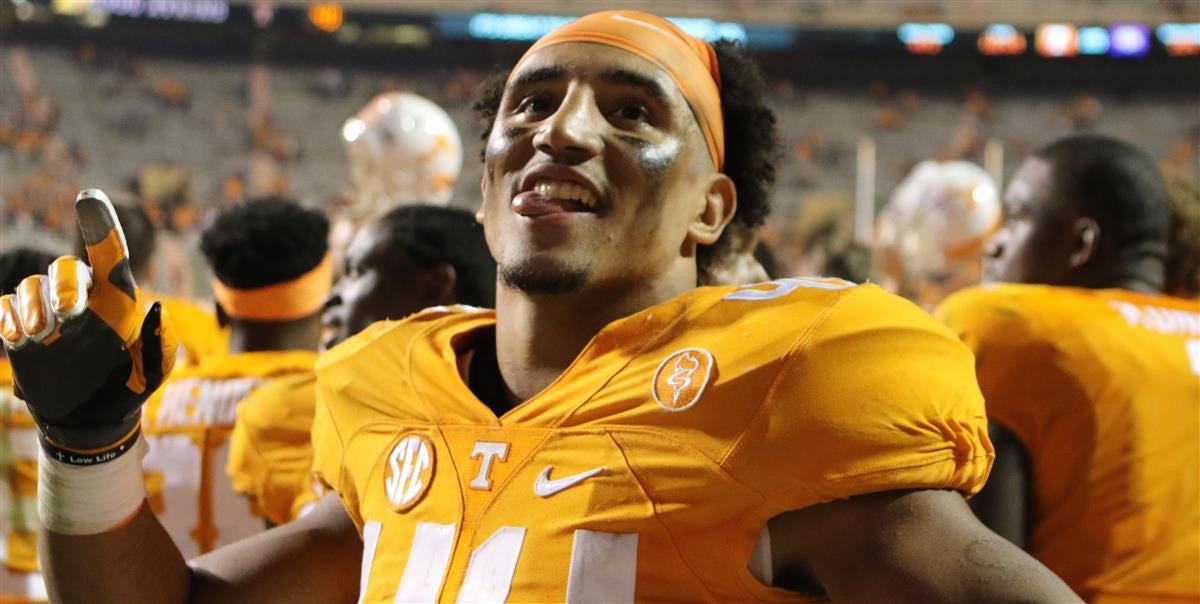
[
  {"x1": 1164, "y1": 174, "x2": 1199, "y2": 298},
  {"x1": 74, "y1": 201, "x2": 225, "y2": 368},
  {"x1": 875, "y1": 159, "x2": 1000, "y2": 310},
  {"x1": 227, "y1": 205, "x2": 495, "y2": 526},
  {"x1": 139, "y1": 196, "x2": 331, "y2": 557},
  {"x1": 0, "y1": 248, "x2": 57, "y2": 603},
  {"x1": 4, "y1": 12, "x2": 1077, "y2": 602},
  {"x1": 937, "y1": 135, "x2": 1200, "y2": 602}
]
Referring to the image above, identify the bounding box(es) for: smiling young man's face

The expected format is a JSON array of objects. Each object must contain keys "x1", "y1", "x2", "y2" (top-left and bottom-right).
[{"x1": 479, "y1": 42, "x2": 730, "y2": 295}]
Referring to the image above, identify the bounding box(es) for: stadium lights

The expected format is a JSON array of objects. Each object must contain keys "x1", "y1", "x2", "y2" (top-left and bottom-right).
[
  {"x1": 1157, "y1": 23, "x2": 1200, "y2": 56},
  {"x1": 1035, "y1": 23, "x2": 1078, "y2": 57},
  {"x1": 308, "y1": 3, "x2": 343, "y2": 34},
  {"x1": 464, "y1": 12, "x2": 748, "y2": 44},
  {"x1": 978, "y1": 24, "x2": 1026, "y2": 56},
  {"x1": 898, "y1": 23, "x2": 955, "y2": 55},
  {"x1": 1109, "y1": 23, "x2": 1151, "y2": 58},
  {"x1": 1077, "y1": 26, "x2": 1109, "y2": 55},
  {"x1": 85, "y1": 0, "x2": 229, "y2": 24}
]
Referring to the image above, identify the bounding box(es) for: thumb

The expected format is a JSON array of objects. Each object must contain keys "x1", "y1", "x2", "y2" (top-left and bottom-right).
[
  {"x1": 137, "y1": 302, "x2": 178, "y2": 391},
  {"x1": 75, "y1": 189, "x2": 137, "y2": 303}
]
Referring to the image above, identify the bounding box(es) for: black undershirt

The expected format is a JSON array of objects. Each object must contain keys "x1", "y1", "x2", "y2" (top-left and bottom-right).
[{"x1": 465, "y1": 329, "x2": 513, "y2": 418}]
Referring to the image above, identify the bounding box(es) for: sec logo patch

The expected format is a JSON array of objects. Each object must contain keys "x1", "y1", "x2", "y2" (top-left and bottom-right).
[
  {"x1": 383, "y1": 433, "x2": 435, "y2": 512},
  {"x1": 652, "y1": 348, "x2": 715, "y2": 412}
]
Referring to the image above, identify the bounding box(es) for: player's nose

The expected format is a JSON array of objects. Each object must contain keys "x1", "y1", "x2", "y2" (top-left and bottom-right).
[{"x1": 533, "y1": 86, "x2": 603, "y2": 164}]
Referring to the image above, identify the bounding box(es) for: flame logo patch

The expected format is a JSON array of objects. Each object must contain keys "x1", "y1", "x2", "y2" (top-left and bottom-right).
[{"x1": 652, "y1": 348, "x2": 715, "y2": 412}]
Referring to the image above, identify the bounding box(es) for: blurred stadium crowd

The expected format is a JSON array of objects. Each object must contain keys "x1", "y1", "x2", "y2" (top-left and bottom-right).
[{"x1": 3, "y1": 40, "x2": 1197, "y2": 294}]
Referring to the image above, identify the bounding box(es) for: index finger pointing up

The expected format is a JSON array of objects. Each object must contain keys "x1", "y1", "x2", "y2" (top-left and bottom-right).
[{"x1": 74, "y1": 189, "x2": 137, "y2": 301}]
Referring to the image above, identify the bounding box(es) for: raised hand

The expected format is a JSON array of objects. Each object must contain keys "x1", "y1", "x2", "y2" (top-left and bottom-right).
[{"x1": 0, "y1": 189, "x2": 178, "y2": 465}]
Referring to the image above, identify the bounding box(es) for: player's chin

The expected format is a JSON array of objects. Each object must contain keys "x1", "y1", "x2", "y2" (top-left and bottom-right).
[{"x1": 497, "y1": 255, "x2": 591, "y2": 295}]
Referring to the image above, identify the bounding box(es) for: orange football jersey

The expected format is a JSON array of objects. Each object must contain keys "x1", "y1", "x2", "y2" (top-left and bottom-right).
[
  {"x1": 142, "y1": 350, "x2": 317, "y2": 558},
  {"x1": 150, "y1": 292, "x2": 227, "y2": 369},
  {"x1": 0, "y1": 359, "x2": 47, "y2": 603},
  {"x1": 313, "y1": 280, "x2": 994, "y2": 603},
  {"x1": 938, "y1": 284, "x2": 1200, "y2": 603},
  {"x1": 227, "y1": 372, "x2": 323, "y2": 525}
]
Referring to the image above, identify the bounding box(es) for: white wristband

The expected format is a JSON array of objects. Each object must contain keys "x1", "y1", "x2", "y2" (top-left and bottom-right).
[{"x1": 38, "y1": 435, "x2": 148, "y2": 535}]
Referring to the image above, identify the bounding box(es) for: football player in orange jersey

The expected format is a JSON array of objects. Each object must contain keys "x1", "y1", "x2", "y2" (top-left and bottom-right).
[
  {"x1": 227, "y1": 204, "x2": 496, "y2": 527},
  {"x1": 0, "y1": 248, "x2": 56, "y2": 604},
  {"x1": 4, "y1": 11, "x2": 1076, "y2": 603},
  {"x1": 138, "y1": 197, "x2": 331, "y2": 558},
  {"x1": 938, "y1": 134, "x2": 1200, "y2": 602},
  {"x1": 73, "y1": 200, "x2": 226, "y2": 369}
]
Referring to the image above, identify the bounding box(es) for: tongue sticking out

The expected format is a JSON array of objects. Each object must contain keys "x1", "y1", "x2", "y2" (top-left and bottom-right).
[{"x1": 512, "y1": 191, "x2": 591, "y2": 217}]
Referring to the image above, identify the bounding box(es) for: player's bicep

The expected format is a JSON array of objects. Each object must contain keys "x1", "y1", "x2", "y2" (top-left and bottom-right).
[
  {"x1": 188, "y1": 493, "x2": 361, "y2": 604},
  {"x1": 768, "y1": 489, "x2": 1078, "y2": 603}
]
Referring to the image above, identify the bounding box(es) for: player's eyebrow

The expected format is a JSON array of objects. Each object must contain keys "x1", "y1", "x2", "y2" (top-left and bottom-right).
[
  {"x1": 599, "y1": 68, "x2": 669, "y2": 102},
  {"x1": 509, "y1": 66, "x2": 568, "y2": 88}
]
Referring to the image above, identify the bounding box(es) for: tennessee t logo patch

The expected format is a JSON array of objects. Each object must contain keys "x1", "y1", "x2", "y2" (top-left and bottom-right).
[
  {"x1": 383, "y1": 433, "x2": 435, "y2": 512},
  {"x1": 652, "y1": 348, "x2": 714, "y2": 412}
]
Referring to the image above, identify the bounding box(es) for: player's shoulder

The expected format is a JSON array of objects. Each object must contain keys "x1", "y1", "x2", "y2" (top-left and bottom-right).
[
  {"x1": 936, "y1": 283, "x2": 1078, "y2": 340},
  {"x1": 702, "y1": 277, "x2": 947, "y2": 339},
  {"x1": 237, "y1": 371, "x2": 318, "y2": 433},
  {"x1": 317, "y1": 305, "x2": 494, "y2": 378}
]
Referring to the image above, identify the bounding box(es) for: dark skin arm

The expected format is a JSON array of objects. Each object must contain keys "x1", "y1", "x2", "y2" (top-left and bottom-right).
[
  {"x1": 769, "y1": 489, "x2": 1078, "y2": 603},
  {"x1": 970, "y1": 421, "x2": 1034, "y2": 549},
  {"x1": 41, "y1": 493, "x2": 361, "y2": 604}
]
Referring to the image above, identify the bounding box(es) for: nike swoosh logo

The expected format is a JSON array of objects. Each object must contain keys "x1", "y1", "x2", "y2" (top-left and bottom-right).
[{"x1": 534, "y1": 465, "x2": 605, "y2": 498}]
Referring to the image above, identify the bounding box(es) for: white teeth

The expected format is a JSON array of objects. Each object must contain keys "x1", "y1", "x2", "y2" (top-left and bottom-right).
[{"x1": 532, "y1": 179, "x2": 597, "y2": 208}]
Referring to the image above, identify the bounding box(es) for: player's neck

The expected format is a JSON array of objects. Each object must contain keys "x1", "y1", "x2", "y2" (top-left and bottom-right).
[
  {"x1": 492, "y1": 272, "x2": 696, "y2": 405},
  {"x1": 226, "y1": 315, "x2": 321, "y2": 355}
]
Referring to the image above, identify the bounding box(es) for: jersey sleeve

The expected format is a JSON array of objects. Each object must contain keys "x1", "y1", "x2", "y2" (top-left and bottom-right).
[
  {"x1": 726, "y1": 284, "x2": 994, "y2": 510},
  {"x1": 935, "y1": 286, "x2": 1090, "y2": 459},
  {"x1": 226, "y1": 374, "x2": 319, "y2": 525},
  {"x1": 226, "y1": 411, "x2": 269, "y2": 509},
  {"x1": 312, "y1": 372, "x2": 369, "y2": 530}
]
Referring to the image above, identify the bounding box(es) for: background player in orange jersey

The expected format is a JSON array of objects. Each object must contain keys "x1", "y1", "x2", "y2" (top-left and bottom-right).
[
  {"x1": 0, "y1": 248, "x2": 56, "y2": 604},
  {"x1": 3, "y1": 11, "x2": 1076, "y2": 603},
  {"x1": 139, "y1": 196, "x2": 332, "y2": 558},
  {"x1": 227, "y1": 204, "x2": 496, "y2": 527},
  {"x1": 74, "y1": 201, "x2": 225, "y2": 369},
  {"x1": 938, "y1": 134, "x2": 1200, "y2": 603}
]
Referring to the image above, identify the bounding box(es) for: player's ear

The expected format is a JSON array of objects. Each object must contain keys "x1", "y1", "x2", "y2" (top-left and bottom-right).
[
  {"x1": 687, "y1": 173, "x2": 737, "y2": 246},
  {"x1": 422, "y1": 263, "x2": 457, "y2": 306},
  {"x1": 1068, "y1": 216, "x2": 1099, "y2": 268}
]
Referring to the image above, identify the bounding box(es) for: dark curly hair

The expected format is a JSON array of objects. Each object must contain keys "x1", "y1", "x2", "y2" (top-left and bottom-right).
[
  {"x1": 470, "y1": 40, "x2": 779, "y2": 279},
  {"x1": 0, "y1": 248, "x2": 58, "y2": 296},
  {"x1": 1164, "y1": 174, "x2": 1200, "y2": 298},
  {"x1": 200, "y1": 196, "x2": 329, "y2": 290},
  {"x1": 377, "y1": 205, "x2": 497, "y2": 307}
]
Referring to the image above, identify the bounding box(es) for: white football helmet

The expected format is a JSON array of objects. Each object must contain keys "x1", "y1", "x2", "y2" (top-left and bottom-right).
[
  {"x1": 875, "y1": 160, "x2": 1001, "y2": 309},
  {"x1": 342, "y1": 92, "x2": 463, "y2": 214}
]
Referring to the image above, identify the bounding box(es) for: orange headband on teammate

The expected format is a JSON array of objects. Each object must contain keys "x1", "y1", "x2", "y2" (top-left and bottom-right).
[
  {"x1": 211, "y1": 253, "x2": 332, "y2": 322},
  {"x1": 512, "y1": 10, "x2": 725, "y2": 170}
]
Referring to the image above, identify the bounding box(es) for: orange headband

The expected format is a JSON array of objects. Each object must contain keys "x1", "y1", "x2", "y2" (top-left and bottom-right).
[
  {"x1": 211, "y1": 253, "x2": 332, "y2": 322},
  {"x1": 512, "y1": 10, "x2": 724, "y2": 170}
]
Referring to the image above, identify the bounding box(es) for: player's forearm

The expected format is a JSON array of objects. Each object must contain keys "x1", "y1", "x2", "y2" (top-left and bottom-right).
[{"x1": 41, "y1": 504, "x2": 191, "y2": 604}]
